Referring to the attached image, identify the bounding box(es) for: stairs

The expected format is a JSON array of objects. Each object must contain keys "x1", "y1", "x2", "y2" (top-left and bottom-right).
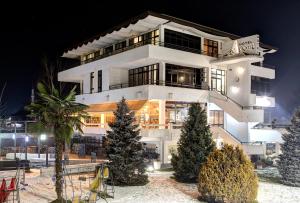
[
  {"x1": 209, "y1": 91, "x2": 264, "y2": 122},
  {"x1": 210, "y1": 126, "x2": 241, "y2": 147}
]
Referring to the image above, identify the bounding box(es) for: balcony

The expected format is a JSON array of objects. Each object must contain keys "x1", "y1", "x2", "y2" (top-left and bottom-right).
[
  {"x1": 62, "y1": 40, "x2": 217, "y2": 70},
  {"x1": 109, "y1": 80, "x2": 207, "y2": 91},
  {"x1": 76, "y1": 84, "x2": 209, "y2": 105}
]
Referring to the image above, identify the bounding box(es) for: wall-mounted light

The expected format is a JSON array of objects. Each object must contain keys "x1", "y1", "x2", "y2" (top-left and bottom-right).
[
  {"x1": 231, "y1": 86, "x2": 240, "y2": 94},
  {"x1": 237, "y1": 67, "x2": 245, "y2": 75}
]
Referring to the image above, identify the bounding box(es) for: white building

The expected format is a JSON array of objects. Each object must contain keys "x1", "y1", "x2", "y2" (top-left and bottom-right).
[{"x1": 58, "y1": 11, "x2": 281, "y2": 163}]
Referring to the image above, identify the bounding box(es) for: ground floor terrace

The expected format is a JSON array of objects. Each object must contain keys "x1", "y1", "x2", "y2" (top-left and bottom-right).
[{"x1": 81, "y1": 99, "x2": 283, "y2": 164}]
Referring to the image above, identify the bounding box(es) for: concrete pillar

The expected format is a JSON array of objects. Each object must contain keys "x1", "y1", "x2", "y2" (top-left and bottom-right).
[
  {"x1": 159, "y1": 62, "x2": 165, "y2": 83},
  {"x1": 159, "y1": 100, "x2": 166, "y2": 129},
  {"x1": 102, "y1": 68, "x2": 110, "y2": 91},
  {"x1": 159, "y1": 25, "x2": 164, "y2": 44}
]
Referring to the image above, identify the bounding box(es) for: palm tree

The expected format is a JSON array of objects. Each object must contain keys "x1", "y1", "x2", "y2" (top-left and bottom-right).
[{"x1": 26, "y1": 82, "x2": 88, "y2": 201}]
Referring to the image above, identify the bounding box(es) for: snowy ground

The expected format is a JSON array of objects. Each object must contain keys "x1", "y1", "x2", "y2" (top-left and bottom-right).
[{"x1": 1, "y1": 168, "x2": 299, "y2": 203}]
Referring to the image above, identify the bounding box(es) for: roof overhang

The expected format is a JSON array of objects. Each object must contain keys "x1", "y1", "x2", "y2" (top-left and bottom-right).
[{"x1": 62, "y1": 11, "x2": 278, "y2": 59}]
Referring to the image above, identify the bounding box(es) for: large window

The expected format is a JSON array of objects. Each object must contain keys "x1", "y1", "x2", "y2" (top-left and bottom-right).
[
  {"x1": 98, "y1": 70, "x2": 102, "y2": 92},
  {"x1": 251, "y1": 76, "x2": 271, "y2": 96},
  {"x1": 90, "y1": 72, "x2": 94, "y2": 93},
  {"x1": 165, "y1": 64, "x2": 205, "y2": 89},
  {"x1": 129, "y1": 64, "x2": 159, "y2": 87},
  {"x1": 166, "y1": 102, "x2": 205, "y2": 125},
  {"x1": 164, "y1": 29, "x2": 201, "y2": 54},
  {"x1": 211, "y1": 68, "x2": 226, "y2": 94},
  {"x1": 129, "y1": 30, "x2": 159, "y2": 46},
  {"x1": 203, "y1": 39, "x2": 218, "y2": 57},
  {"x1": 209, "y1": 110, "x2": 224, "y2": 126}
]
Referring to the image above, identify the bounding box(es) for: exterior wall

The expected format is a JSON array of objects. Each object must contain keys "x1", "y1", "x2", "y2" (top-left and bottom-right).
[
  {"x1": 76, "y1": 85, "x2": 209, "y2": 105},
  {"x1": 226, "y1": 61, "x2": 252, "y2": 106}
]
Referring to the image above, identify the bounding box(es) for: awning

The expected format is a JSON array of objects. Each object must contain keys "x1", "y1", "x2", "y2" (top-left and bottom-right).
[{"x1": 87, "y1": 100, "x2": 147, "y2": 112}]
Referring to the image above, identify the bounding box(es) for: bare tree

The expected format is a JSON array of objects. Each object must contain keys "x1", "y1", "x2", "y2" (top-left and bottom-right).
[{"x1": 0, "y1": 82, "x2": 7, "y2": 118}]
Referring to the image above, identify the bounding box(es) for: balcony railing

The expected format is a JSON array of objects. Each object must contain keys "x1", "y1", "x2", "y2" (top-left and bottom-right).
[
  {"x1": 252, "y1": 62, "x2": 275, "y2": 69},
  {"x1": 63, "y1": 40, "x2": 217, "y2": 69},
  {"x1": 109, "y1": 80, "x2": 208, "y2": 91}
]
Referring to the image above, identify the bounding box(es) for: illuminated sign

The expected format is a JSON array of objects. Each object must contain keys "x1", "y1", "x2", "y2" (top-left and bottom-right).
[{"x1": 221, "y1": 35, "x2": 260, "y2": 57}]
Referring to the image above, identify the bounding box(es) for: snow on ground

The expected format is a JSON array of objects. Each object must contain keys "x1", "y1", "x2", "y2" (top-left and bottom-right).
[
  {"x1": 18, "y1": 170, "x2": 200, "y2": 203},
  {"x1": 1, "y1": 168, "x2": 299, "y2": 203},
  {"x1": 258, "y1": 181, "x2": 300, "y2": 203}
]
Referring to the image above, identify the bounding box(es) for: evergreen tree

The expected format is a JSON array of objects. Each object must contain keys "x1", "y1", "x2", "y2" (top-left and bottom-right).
[
  {"x1": 106, "y1": 98, "x2": 148, "y2": 185},
  {"x1": 171, "y1": 103, "x2": 215, "y2": 183},
  {"x1": 278, "y1": 108, "x2": 300, "y2": 187}
]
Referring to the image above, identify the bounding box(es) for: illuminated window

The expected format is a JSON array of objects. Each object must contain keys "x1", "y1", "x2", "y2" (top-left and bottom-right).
[
  {"x1": 204, "y1": 39, "x2": 218, "y2": 57},
  {"x1": 209, "y1": 110, "x2": 224, "y2": 126},
  {"x1": 129, "y1": 30, "x2": 159, "y2": 46},
  {"x1": 165, "y1": 64, "x2": 205, "y2": 89}
]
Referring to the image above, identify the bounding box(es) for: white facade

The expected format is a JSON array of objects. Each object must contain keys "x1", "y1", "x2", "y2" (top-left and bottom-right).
[{"x1": 58, "y1": 12, "x2": 280, "y2": 163}]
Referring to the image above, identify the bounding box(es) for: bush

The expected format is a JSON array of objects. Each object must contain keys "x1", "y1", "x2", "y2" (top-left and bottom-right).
[{"x1": 198, "y1": 145, "x2": 258, "y2": 203}]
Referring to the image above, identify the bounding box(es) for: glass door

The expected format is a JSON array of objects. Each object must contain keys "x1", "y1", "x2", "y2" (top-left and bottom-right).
[{"x1": 211, "y1": 68, "x2": 226, "y2": 94}]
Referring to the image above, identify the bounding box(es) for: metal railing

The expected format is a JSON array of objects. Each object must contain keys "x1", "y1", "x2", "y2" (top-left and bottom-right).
[
  {"x1": 252, "y1": 62, "x2": 275, "y2": 69},
  {"x1": 63, "y1": 40, "x2": 217, "y2": 69},
  {"x1": 109, "y1": 80, "x2": 208, "y2": 91}
]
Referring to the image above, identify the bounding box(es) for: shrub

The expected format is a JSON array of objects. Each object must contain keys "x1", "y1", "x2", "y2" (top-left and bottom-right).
[{"x1": 198, "y1": 145, "x2": 258, "y2": 203}]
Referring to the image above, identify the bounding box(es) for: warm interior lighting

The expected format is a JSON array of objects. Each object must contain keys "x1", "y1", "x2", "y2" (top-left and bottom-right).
[{"x1": 179, "y1": 76, "x2": 185, "y2": 82}]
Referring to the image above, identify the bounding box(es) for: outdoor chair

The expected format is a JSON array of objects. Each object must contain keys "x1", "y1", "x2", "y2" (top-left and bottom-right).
[{"x1": 0, "y1": 177, "x2": 16, "y2": 203}]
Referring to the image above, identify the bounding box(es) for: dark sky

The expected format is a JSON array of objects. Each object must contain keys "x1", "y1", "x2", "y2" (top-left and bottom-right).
[{"x1": 0, "y1": 1, "x2": 299, "y2": 120}]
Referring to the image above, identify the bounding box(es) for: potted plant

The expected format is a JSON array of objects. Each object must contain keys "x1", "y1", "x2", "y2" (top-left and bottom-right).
[{"x1": 153, "y1": 152, "x2": 161, "y2": 170}]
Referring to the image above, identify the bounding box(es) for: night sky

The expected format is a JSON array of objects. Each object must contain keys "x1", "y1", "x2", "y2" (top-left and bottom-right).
[{"x1": 0, "y1": 1, "x2": 299, "y2": 121}]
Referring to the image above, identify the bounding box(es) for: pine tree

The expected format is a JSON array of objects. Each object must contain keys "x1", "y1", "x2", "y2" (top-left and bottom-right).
[
  {"x1": 278, "y1": 108, "x2": 300, "y2": 187},
  {"x1": 106, "y1": 98, "x2": 148, "y2": 186},
  {"x1": 171, "y1": 103, "x2": 215, "y2": 183}
]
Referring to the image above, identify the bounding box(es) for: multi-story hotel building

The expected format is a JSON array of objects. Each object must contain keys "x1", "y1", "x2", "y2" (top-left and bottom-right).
[{"x1": 58, "y1": 11, "x2": 282, "y2": 164}]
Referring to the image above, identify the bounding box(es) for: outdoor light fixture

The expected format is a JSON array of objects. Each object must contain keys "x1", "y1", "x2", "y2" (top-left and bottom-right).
[
  {"x1": 256, "y1": 96, "x2": 271, "y2": 107},
  {"x1": 237, "y1": 67, "x2": 245, "y2": 75},
  {"x1": 147, "y1": 165, "x2": 154, "y2": 172},
  {"x1": 231, "y1": 86, "x2": 239, "y2": 94},
  {"x1": 167, "y1": 154, "x2": 172, "y2": 160},
  {"x1": 25, "y1": 136, "x2": 29, "y2": 142},
  {"x1": 40, "y1": 134, "x2": 47, "y2": 141}
]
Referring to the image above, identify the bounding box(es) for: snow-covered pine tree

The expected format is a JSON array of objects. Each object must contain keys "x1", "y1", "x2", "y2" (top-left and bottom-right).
[
  {"x1": 106, "y1": 98, "x2": 148, "y2": 185},
  {"x1": 278, "y1": 108, "x2": 300, "y2": 187},
  {"x1": 171, "y1": 103, "x2": 215, "y2": 183}
]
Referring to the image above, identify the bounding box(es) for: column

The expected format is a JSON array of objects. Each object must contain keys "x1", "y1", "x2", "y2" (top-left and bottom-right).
[{"x1": 159, "y1": 100, "x2": 166, "y2": 129}]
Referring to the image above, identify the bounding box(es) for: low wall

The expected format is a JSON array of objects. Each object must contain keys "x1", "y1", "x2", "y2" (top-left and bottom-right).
[
  {"x1": 6, "y1": 153, "x2": 55, "y2": 160},
  {"x1": 40, "y1": 163, "x2": 100, "y2": 177}
]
